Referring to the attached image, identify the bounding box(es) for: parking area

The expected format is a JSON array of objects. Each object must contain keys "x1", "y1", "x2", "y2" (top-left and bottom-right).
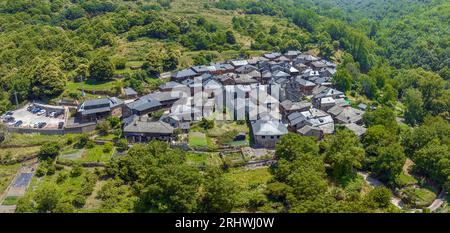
[{"x1": 2, "y1": 103, "x2": 67, "y2": 129}]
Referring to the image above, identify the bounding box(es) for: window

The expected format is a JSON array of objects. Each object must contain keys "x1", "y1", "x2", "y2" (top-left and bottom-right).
[
  {"x1": 262, "y1": 136, "x2": 265, "y2": 139},
  {"x1": 271, "y1": 136, "x2": 274, "y2": 139}
]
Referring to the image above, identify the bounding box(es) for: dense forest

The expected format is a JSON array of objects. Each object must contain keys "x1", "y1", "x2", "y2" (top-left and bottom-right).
[{"x1": 0, "y1": 0, "x2": 448, "y2": 213}]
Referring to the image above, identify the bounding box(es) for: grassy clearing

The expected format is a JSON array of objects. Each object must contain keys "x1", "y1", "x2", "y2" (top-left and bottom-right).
[
  {"x1": 80, "y1": 145, "x2": 114, "y2": 163},
  {"x1": 396, "y1": 172, "x2": 418, "y2": 188},
  {"x1": 25, "y1": 169, "x2": 97, "y2": 211},
  {"x1": 2, "y1": 196, "x2": 19, "y2": 205},
  {"x1": 0, "y1": 146, "x2": 40, "y2": 161},
  {"x1": 0, "y1": 164, "x2": 20, "y2": 194},
  {"x1": 0, "y1": 133, "x2": 69, "y2": 147},
  {"x1": 66, "y1": 79, "x2": 121, "y2": 92},
  {"x1": 189, "y1": 132, "x2": 208, "y2": 148},
  {"x1": 186, "y1": 152, "x2": 222, "y2": 167}
]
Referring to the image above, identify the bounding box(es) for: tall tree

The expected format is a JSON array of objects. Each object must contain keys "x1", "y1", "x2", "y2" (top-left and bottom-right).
[
  {"x1": 89, "y1": 55, "x2": 115, "y2": 81},
  {"x1": 322, "y1": 129, "x2": 365, "y2": 180},
  {"x1": 403, "y1": 88, "x2": 424, "y2": 126}
]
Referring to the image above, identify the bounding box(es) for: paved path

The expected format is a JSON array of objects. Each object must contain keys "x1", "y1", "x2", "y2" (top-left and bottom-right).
[
  {"x1": 0, "y1": 162, "x2": 37, "y2": 213},
  {"x1": 357, "y1": 171, "x2": 447, "y2": 212},
  {"x1": 357, "y1": 171, "x2": 404, "y2": 209},
  {"x1": 428, "y1": 190, "x2": 446, "y2": 212}
]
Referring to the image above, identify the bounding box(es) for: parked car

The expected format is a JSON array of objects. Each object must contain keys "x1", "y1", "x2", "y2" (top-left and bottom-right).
[
  {"x1": 5, "y1": 111, "x2": 13, "y2": 116},
  {"x1": 8, "y1": 120, "x2": 17, "y2": 126},
  {"x1": 2, "y1": 116, "x2": 15, "y2": 123},
  {"x1": 38, "y1": 122, "x2": 47, "y2": 129},
  {"x1": 58, "y1": 122, "x2": 64, "y2": 129},
  {"x1": 48, "y1": 112, "x2": 56, "y2": 117},
  {"x1": 14, "y1": 120, "x2": 23, "y2": 127},
  {"x1": 27, "y1": 105, "x2": 34, "y2": 111},
  {"x1": 31, "y1": 107, "x2": 41, "y2": 114},
  {"x1": 37, "y1": 109, "x2": 46, "y2": 116}
]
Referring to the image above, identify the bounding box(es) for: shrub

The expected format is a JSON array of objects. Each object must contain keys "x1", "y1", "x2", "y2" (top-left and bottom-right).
[
  {"x1": 116, "y1": 139, "x2": 129, "y2": 152},
  {"x1": 38, "y1": 142, "x2": 60, "y2": 160},
  {"x1": 70, "y1": 164, "x2": 83, "y2": 177},
  {"x1": 35, "y1": 167, "x2": 47, "y2": 177},
  {"x1": 46, "y1": 165, "x2": 56, "y2": 176},
  {"x1": 56, "y1": 172, "x2": 68, "y2": 184},
  {"x1": 103, "y1": 142, "x2": 114, "y2": 153},
  {"x1": 72, "y1": 195, "x2": 86, "y2": 208},
  {"x1": 76, "y1": 134, "x2": 90, "y2": 148}
]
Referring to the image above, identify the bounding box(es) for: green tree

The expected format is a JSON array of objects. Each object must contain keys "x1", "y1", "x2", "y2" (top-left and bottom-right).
[
  {"x1": 333, "y1": 68, "x2": 353, "y2": 93},
  {"x1": 35, "y1": 182, "x2": 61, "y2": 213},
  {"x1": 365, "y1": 186, "x2": 392, "y2": 208},
  {"x1": 38, "y1": 142, "x2": 60, "y2": 160},
  {"x1": 26, "y1": 59, "x2": 66, "y2": 99},
  {"x1": 322, "y1": 129, "x2": 365, "y2": 180},
  {"x1": 198, "y1": 167, "x2": 236, "y2": 213},
  {"x1": 372, "y1": 143, "x2": 406, "y2": 183},
  {"x1": 403, "y1": 88, "x2": 424, "y2": 126},
  {"x1": 89, "y1": 55, "x2": 115, "y2": 81},
  {"x1": 363, "y1": 107, "x2": 398, "y2": 131}
]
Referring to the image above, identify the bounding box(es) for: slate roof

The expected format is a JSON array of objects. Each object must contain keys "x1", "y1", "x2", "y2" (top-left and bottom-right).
[
  {"x1": 192, "y1": 65, "x2": 209, "y2": 73},
  {"x1": 264, "y1": 52, "x2": 282, "y2": 59},
  {"x1": 230, "y1": 60, "x2": 249, "y2": 67},
  {"x1": 126, "y1": 95, "x2": 162, "y2": 112},
  {"x1": 327, "y1": 105, "x2": 345, "y2": 117},
  {"x1": 124, "y1": 87, "x2": 138, "y2": 96},
  {"x1": 344, "y1": 123, "x2": 367, "y2": 137},
  {"x1": 284, "y1": 50, "x2": 301, "y2": 57},
  {"x1": 79, "y1": 97, "x2": 123, "y2": 114},
  {"x1": 272, "y1": 70, "x2": 290, "y2": 78},
  {"x1": 297, "y1": 125, "x2": 321, "y2": 135},
  {"x1": 252, "y1": 120, "x2": 288, "y2": 136},
  {"x1": 124, "y1": 117, "x2": 174, "y2": 134},
  {"x1": 280, "y1": 100, "x2": 312, "y2": 112},
  {"x1": 295, "y1": 77, "x2": 316, "y2": 87},
  {"x1": 236, "y1": 64, "x2": 257, "y2": 73},
  {"x1": 172, "y1": 68, "x2": 197, "y2": 79},
  {"x1": 335, "y1": 107, "x2": 364, "y2": 124},
  {"x1": 159, "y1": 81, "x2": 186, "y2": 90},
  {"x1": 83, "y1": 98, "x2": 110, "y2": 108},
  {"x1": 148, "y1": 91, "x2": 182, "y2": 103}
]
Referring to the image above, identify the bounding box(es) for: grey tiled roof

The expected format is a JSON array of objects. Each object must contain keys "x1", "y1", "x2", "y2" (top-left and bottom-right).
[
  {"x1": 251, "y1": 120, "x2": 288, "y2": 136},
  {"x1": 126, "y1": 95, "x2": 162, "y2": 112},
  {"x1": 124, "y1": 87, "x2": 138, "y2": 96},
  {"x1": 124, "y1": 118, "x2": 174, "y2": 134}
]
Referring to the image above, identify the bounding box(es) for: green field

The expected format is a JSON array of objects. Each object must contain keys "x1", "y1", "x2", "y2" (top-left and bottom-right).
[
  {"x1": 0, "y1": 164, "x2": 20, "y2": 194},
  {"x1": 188, "y1": 132, "x2": 208, "y2": 149},
  {"x1": 2, "y1": 196, "x2": 19, "y2": 205}
]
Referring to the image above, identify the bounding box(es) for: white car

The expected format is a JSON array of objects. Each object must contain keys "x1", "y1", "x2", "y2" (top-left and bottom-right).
[
  {"x1": 8, "y1": 120, "x2": 17, "y2": 126},
  {"x1": 37, "y1": 109, "x2": 46, "y2": 116},
  {"x1": 49, "y1": 112, "x2": 56, "y2": 117}
]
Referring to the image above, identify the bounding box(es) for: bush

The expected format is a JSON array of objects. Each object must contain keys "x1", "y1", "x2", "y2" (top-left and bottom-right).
[
  {"x1": 86, "y1": 140, "x2": 95, "y2": 149},
  {"x1": 70, "y1": 164, "x2": 83, "y2": 177},
  {"x1": 116, "y1": 139, "x2": 129, "y2": 152},
  {"x1": 54, "y1": 202, "x2": 75, "y2": 213},
  {"x1": 103, "y1": 142, "x2": 114, "y2": 153},
  {"x1": 80, "y1": 172, "x2": 97, "y2": 196},
  {"x1": 46, "y1": 165, "x2": 56, "y2": 176},
  {"x1": 35, "y1": 167, "x2": 47, "y2": 177},
  {"x1": 38, "y1": 142, "x2": 60, "y2": 160},
  {"x1": 76, "y1": 134, "x2": 90, "y2": 148},
  {"x1": 72, "y1": 195, "x2": 86, "y2": 208},
  {"x1": 200, "y1": 118, "x2": 214, "y2": 130},
  {"x1": 56, "y1": 172, "x2": 68, "y2": 184}
]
